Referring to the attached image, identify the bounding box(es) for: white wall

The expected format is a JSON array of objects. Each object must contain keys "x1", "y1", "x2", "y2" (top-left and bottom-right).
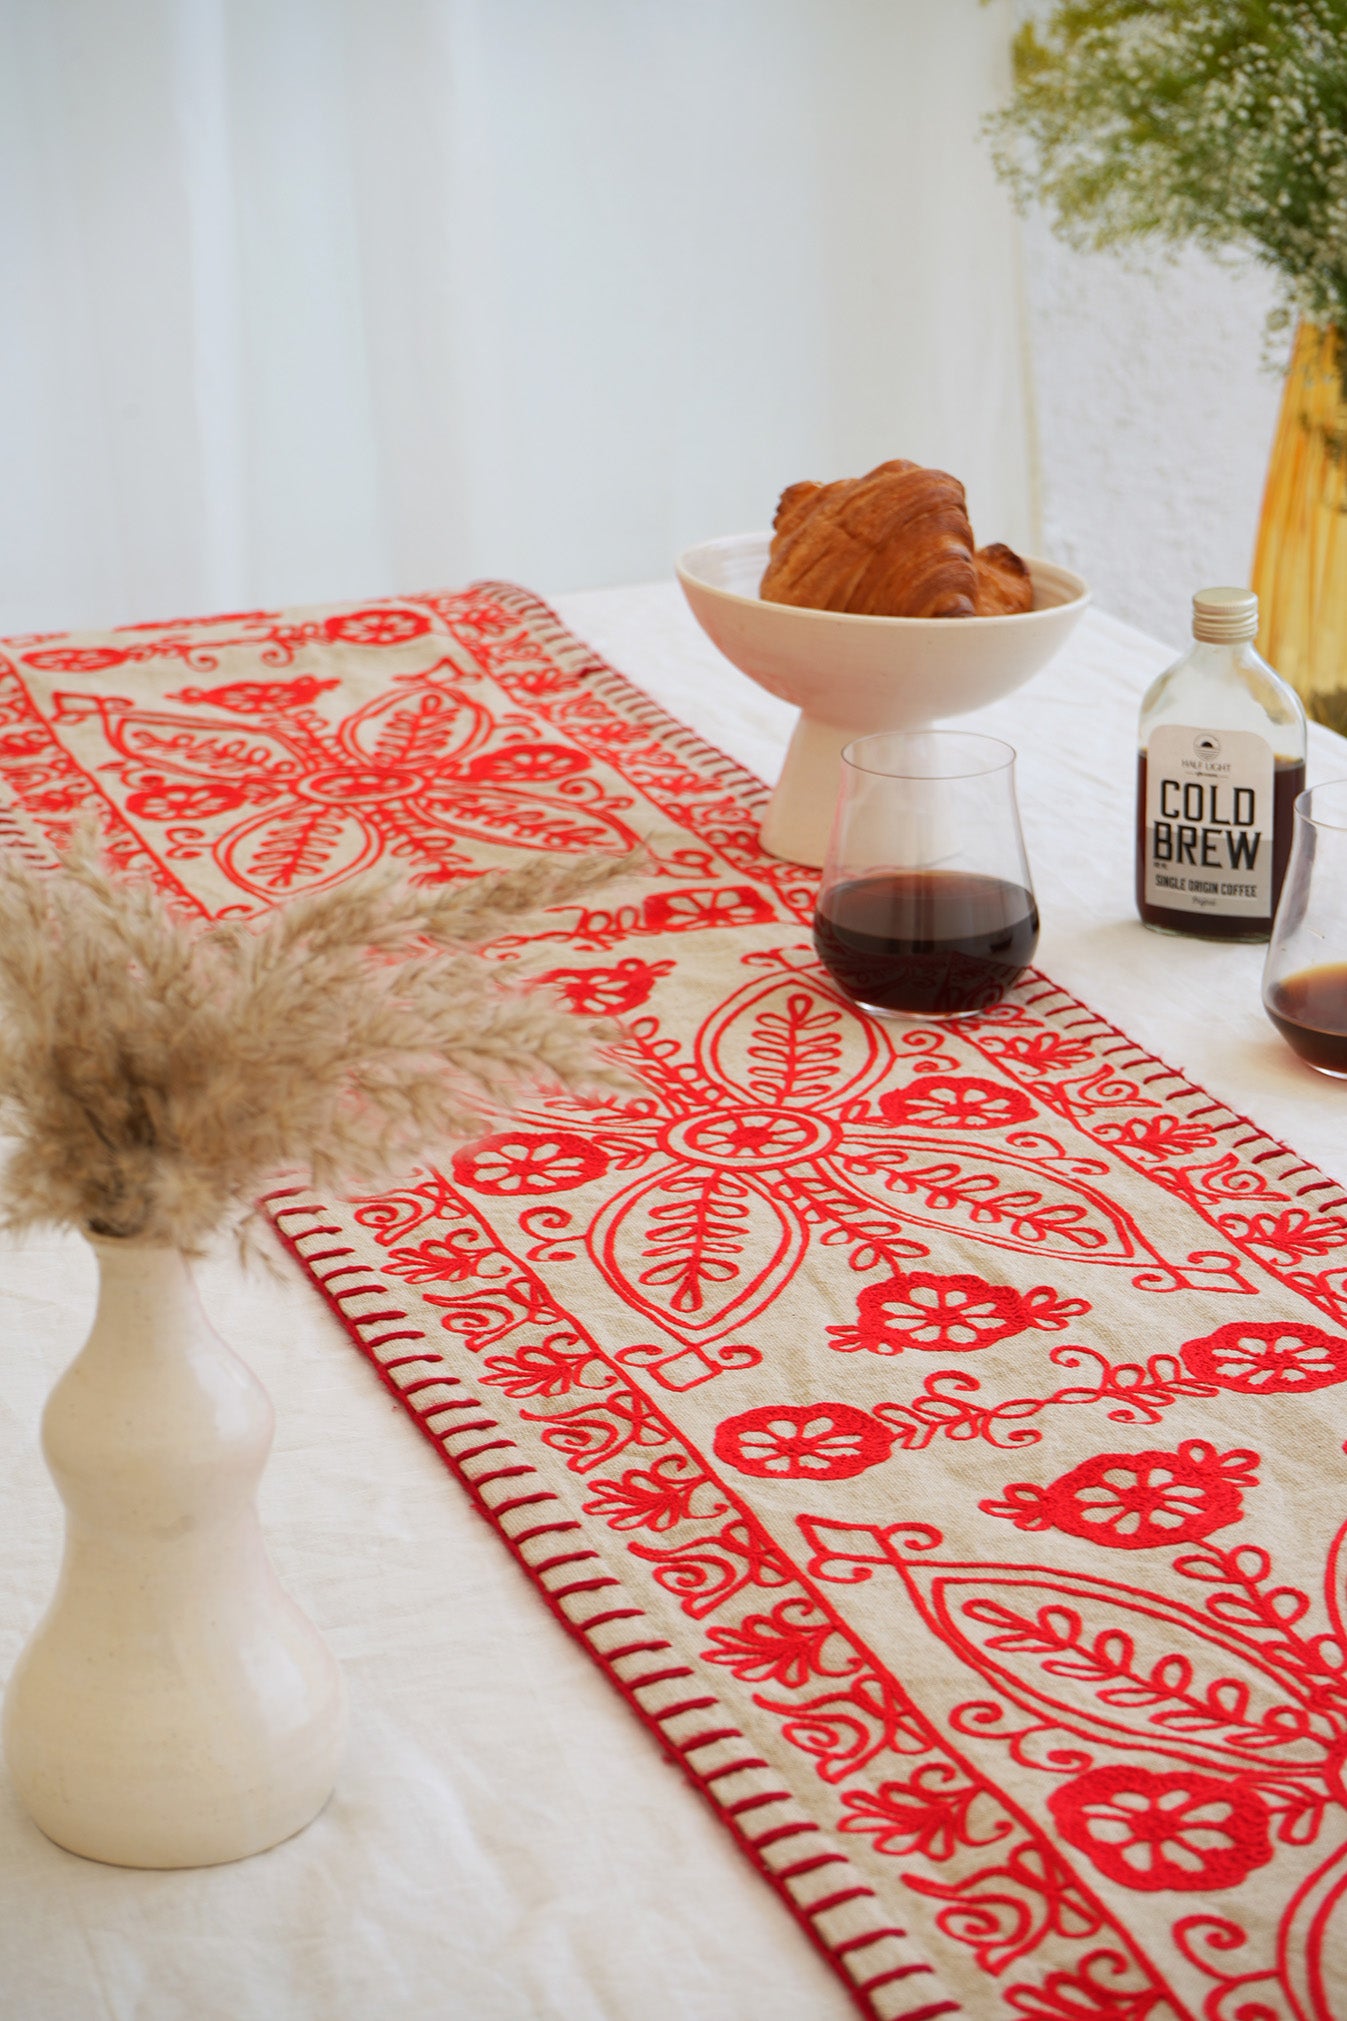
[
  {"x1": 2, "y1": 3, "x2": 1293, "y2": 651},
  {"x1": 1020, "y1": 219, "x2": 1287, "y2": 650},
  {"x1": 0, "y1": 0, "x2": 1033, "y2": 636}
]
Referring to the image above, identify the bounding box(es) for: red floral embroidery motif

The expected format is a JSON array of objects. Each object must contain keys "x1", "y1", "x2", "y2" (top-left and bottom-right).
[
  {"x1": 321, "y1": 607, "x2": 432, "y2": 646},
  {"x1": 452, "y1": 1129, "x2": 608, "y2": 1195},
  {"x1": 713, "y1": 1403, "x2": 894, "y2": 1481},
  {"x1": 1220, "y1": 1206, "x2": 1347, "y2": 1261},
  {"x1": 1048, "y1": 1765, "x2": 1272, "y2": 1892},
  {"x1": 1180, "y1": 1320, "x2": 1347, "y2": 1394},
  {"x1": 459, "y1": 744, "x2": 589, "y2": 784},
  {"x1": 839, "y1": 1763, "x2": 1008, "y2": 1860},
  {"x1": 54, "y1": 658, "x2": 636, "y2": 905},
  {"x1": 581, "y1": 1457, "x2": 722, "y2": 1532},
  {"x1": 124, "y1": 776, "x2": 249, "y2": 821},
  {"x1": 1096, "y1": 1111, "x2": 1220, "y2": 1161},
  {"x1": 984, "y1": 1030, "x2": 1098, "y2": 1075},
  {"x1": 535, "y1": 957, "x2": 673, "y2": 1016},
  {"x1": 380, "y1": 1234, "x2": 485, "y2": 1283},
  {"x1": 982, "y1": 1440, "x2": 1259, "y2": 1549},
  {"x1": 479, "y1": 1342, "x2": 602, "y2": 1397},
  {"x1": 174, "y1": 675, "x2": 340, "y2": 711},
  {"x1": 23, "y1": 645, "x2": 133, "y2": 673},
  {"x1": 643, "y1": 886, "x2": 775, "y2": 932},
  {"x1": 701, "y1": 1598, "x2": 852, "y2": 1687},
  {"x1": 880, "y1": 1076, "x2": 1036, "y2": 1131},
  {"x1": 830, "y1": 1268, "x2": 1086, "y2": 1355},
  {"x1": 490, "y1": 967, "x2": 1218, "y2": 1362},
  {"x1": 1002, "y1": 1949, "x2": 1170, "y2": 2019}
]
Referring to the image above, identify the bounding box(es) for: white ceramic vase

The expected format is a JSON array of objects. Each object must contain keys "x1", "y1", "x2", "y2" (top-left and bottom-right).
[{"x1": 3, "y1": 1238, "x2": 346, "y2": 1868}]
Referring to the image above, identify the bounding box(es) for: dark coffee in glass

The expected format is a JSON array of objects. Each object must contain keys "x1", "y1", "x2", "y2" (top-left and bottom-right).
[{"x1": 813, "y1": 733, "x2": 1038, "y2": 1019}]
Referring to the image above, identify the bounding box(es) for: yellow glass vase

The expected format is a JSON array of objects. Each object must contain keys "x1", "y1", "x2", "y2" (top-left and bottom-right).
[{"x1": 1252, "y1": 321, "x2": 1347, "y2": 734}]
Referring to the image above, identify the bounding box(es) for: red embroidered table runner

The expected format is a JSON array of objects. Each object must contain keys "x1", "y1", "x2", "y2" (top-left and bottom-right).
[{"x1": 5, "y1": 585, "x2": 1347, "y2": 2021}]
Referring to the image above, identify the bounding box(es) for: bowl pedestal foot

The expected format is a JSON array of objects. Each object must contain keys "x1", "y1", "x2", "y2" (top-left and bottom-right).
[{"x1": 760, "y1": 711, "x2": 932, "y2": 867}]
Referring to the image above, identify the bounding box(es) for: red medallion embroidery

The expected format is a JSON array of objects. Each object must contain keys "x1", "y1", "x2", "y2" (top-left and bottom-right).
[
  {"x1": 981, "y1": 1441, "x2": 1259, "y2": 1549},
  {"x1": 1180, "y1": 1319, "x2": 1347, "y2": 1393},
  {"x1": 1048, "y1": 1765, "x2": 1273, "y2": 1892},
  {"x1": 643, "y1": 886, "x2": 775, "y2": 933},
  {"x1": 880, "y1": 1076, "x2": 1037, "y2": 1130},
  {"x1": 829, "y1": 1267, "x2": 1088, "y2": 1355},
  {"x1": 452, "y1": 1129, "x2": 608, "y2": 1195},
  {"x1": 713, "y1": 1403, "x2": 895, "y2": 1481},
  {"x1": 535, "y1": 957, "x2": 674, "y2": 1015},
  {"x1": 321, "y1": 606, "x2": 432, "y2": 646}
]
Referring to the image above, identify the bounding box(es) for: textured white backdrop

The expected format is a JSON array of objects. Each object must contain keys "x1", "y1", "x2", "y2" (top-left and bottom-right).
[{"x1": 1022, "y1": 223, "x2": 1286, "y2": 652}]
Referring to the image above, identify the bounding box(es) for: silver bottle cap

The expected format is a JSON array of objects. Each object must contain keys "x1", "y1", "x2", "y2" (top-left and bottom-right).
[{"x1": 1192, "y1": 586, "x2": 1259, "y2": 643}]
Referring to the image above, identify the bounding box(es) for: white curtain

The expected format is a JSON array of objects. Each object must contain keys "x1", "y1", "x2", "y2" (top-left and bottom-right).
[{"x1": 0, "y1": 0, "x2": 1033, "y2": 635}]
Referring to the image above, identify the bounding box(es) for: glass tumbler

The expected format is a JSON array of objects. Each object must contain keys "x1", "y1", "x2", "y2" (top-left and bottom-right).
[
  {"x1": 813, "y1": 730, "x2": 1039, "y2": 1019},
  {"x1": 1262, "y1": 778, "x2": 1347, "y2": 1077}
]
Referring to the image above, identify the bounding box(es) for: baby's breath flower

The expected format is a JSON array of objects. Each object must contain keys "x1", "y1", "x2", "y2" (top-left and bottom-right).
[{"x1": 986, "y1": 1, "x2": 1347, "y2": 355}]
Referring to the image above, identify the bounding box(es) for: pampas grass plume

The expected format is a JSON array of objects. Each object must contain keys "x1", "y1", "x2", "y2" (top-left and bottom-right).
[{"x1": 0, "y1": 829, "x2": 637, "y2": 1250}]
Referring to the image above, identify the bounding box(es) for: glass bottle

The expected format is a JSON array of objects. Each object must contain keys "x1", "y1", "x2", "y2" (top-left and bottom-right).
[{"x1": 1135, "y1": 587, "x2": 1306, "y2": 942}]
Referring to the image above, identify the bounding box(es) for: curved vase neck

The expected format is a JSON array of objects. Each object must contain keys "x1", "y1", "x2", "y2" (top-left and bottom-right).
[{"x1": 82, "y1": 1238, "x2": 216, "y2": 1362}]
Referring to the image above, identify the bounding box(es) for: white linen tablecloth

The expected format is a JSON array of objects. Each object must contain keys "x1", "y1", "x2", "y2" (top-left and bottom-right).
[{"x1": 2, "y1": 583, "x2": 1344, "y2": 2021}]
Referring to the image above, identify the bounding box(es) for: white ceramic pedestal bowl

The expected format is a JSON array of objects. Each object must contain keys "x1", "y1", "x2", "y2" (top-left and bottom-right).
[{"x1": 676, "y1": 532, "x2": 1090, "y2": 867}]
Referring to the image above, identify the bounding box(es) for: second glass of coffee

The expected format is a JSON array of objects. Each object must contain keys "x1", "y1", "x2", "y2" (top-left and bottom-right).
[
  {"x1": 813, "y1": 730, "x2": 1039, "y2": 1018},
  {"x1": 1262, "y1": 779, "x2": 1347, "y2": 1077}
]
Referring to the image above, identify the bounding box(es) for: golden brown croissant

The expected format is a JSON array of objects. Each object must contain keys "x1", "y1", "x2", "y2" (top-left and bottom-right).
[
  {"x1": 759, "y1": 460, "x2": 1033, "y2": 619},
  {"x1": 973, "y1": 541, "x2": 1034, "y2": 617}
]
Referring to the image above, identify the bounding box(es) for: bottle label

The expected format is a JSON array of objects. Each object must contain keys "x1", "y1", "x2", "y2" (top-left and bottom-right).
[{"x1": 1143, "y1": 725, "x2": 1275, "y2": 918}]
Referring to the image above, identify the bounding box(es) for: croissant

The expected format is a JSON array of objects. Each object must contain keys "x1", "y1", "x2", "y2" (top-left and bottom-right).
[
  {"x1": 760, "y1": 459, "x2": 1033, "y2": 619},
  {"x1": 973, "y1": 541, "x2": 1034, "y2": 617}
]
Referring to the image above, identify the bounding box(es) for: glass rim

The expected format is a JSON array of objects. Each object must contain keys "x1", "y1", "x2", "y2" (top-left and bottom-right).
[
  {"x1": 839, "y1": 729, "x2": 1017, "y2": 782},
  {"x1": 1296, "y1": 778, "x2": 1347, "y2": 831}
]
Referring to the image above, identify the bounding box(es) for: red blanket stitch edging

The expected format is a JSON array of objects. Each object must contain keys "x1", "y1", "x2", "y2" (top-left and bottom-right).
[{"x1": 266, "y1": 1190, "x2": 961, "y2": 2021}]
